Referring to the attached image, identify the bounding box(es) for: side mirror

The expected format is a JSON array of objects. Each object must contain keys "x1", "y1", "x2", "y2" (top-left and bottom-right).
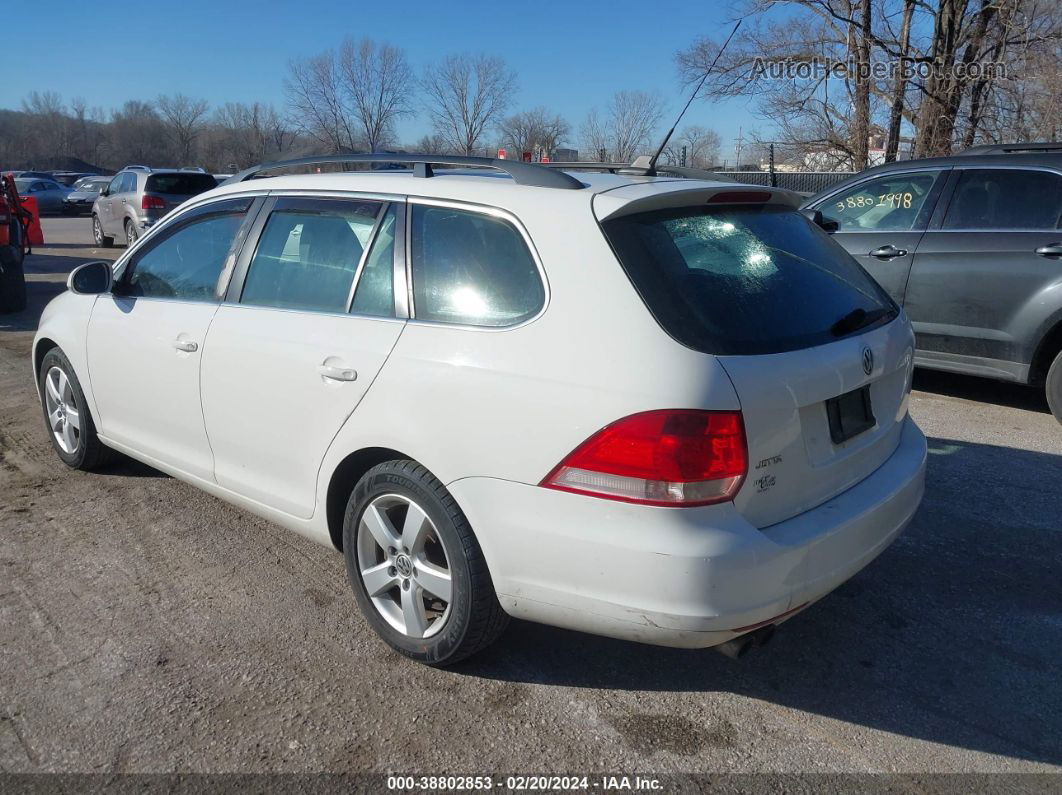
[
  {"x1": 100, "y1": 187, "x2": 110, "y2": 196},
  {"x1": 68, "y1": 260, "x2": 113, "y2": 295},
  {"x1": 801, "y1": 207, "x2": 839, "y2": 233}
]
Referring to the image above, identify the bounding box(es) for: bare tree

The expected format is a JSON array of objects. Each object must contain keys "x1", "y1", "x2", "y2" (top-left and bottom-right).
[
  {"x1": 580, "y1": 90, "x2": 663, "y2": 163},
  {"x1": 285, "y1": 50, "x2": 358, "y2": 152},
  {"x1": 108, "y1": 100, "x2": 168, "y2": 166},
  {"x1": 338, "y1": 38, "x2": 414, "y2": 153},
  {"x1": 664, "y1": 124, "x2": 722, "y2": 166},
  {"x1": 157, "y1": 93, "x2": 210, "y2": 164},
  {"x1": 497, "y1": 107, "x2": 570, "y2": 158},
  {"x1": 421, "y1": 54, "x2": 517, "y2": 155}
]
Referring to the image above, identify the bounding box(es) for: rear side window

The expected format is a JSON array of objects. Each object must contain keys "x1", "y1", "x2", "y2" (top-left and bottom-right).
[
  {"x1": 145, "y1": 173, "x2": 217, "y2": 195},
  {"x1": 819, "y1": 171, "x2": 943, "y2": 231},
  {"x1": 942, "y1": 169, "x2": 1062, "y2": 230},
  {"x1": 241, "y1": 198, "x2": 383, "y2": 313},
  {"x1": 602, "y1": 205, "x2": 897, "y2": 355},
  {"x1": 350, "y1": 204, "x2": 397, "y2": 317},
  {"x1": 410, "y1": 204, "x2": 544, "y2": 326}
]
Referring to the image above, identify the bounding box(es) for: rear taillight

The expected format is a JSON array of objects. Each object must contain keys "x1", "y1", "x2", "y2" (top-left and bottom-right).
[
  {"x1": 141, "y1": 195, "x2": 165, "y2": 210},
  {"x1": 541, "y1": 410, "x2": 747, "y2": 507}
]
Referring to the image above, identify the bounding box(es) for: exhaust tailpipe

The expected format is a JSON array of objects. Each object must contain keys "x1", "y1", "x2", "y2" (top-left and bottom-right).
[{"x1": 715, "y1": 625, "x2": 776, "y2": 660}]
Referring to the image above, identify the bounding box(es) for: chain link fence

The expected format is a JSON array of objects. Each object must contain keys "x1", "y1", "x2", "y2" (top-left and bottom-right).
[{"x1": 714, "y1": 171, "x2": 855, "y2": 196}]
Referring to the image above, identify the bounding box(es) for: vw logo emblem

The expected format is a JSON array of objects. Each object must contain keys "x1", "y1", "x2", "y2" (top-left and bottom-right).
[
  {"x1": 395, "y1": 554, "x2": 414, "y2": 578},
  {"x1": 862, "y1": 346, "x2": 874, "y2": 376}
]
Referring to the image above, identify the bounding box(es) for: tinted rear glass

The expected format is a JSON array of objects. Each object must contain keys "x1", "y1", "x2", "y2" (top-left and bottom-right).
[
  {"x1": 145, "y1": 173, "x2": 217, "y2": 195},
  {"x1": 601, "y1": 205, "x2": 897, "y2": 355}
]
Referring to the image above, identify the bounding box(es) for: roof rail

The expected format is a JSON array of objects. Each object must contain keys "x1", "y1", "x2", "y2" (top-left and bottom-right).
[
  {"x1": 228, "y1": 153, "x2": 584, "y2": 190},
  {"x1": 541, "y1": 161, "x2": 735, "y2": 182},
  {"x1": 963, "y1": 142, "x2": 1062, "y2": 155}
]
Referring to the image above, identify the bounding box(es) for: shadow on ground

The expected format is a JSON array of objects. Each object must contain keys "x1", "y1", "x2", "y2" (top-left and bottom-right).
[
  {"x1": 913, "y1": 368, "x2": 1049, "y2": 414},
  {"x1": 460, "y1": 437, "x2": 1062, "y2": 766}
]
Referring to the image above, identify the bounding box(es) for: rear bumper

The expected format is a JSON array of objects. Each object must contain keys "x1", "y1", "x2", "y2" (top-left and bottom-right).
[{"x1": 448, "y1": 416, "x2": 926, "y2": 648}]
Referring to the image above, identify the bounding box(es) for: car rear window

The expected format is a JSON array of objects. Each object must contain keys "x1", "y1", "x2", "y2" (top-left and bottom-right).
[
  {"x1": 601, "y1": 204, "x2": 897, "y2": 355},
  {"x1": 145, "y1": 173, "x2": 217, "y2": 195}
]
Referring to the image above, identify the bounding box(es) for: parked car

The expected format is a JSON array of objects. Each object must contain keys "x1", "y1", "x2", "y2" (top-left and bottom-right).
[
  {"x1": 10, "y1": 170, "x2": 54, "y2": 180},
  {"x1": 803, "y1": 142, "x2": 1062, "y2": 421},
  {"x1": 92, "y1": 168, "x2": 218, "y2": 246},
  {"x1": 50, "y1": 171, "x2": 97, "y2": 186},
  {"x1": 12, "y1": 177, "x2": 71, "y2": 214},
  {"x1": 63, "y1": 176, "x2": 111, "y2": 215},
  {"x1": 35, "y1": 154, "x2": 926, "y2": 665}
]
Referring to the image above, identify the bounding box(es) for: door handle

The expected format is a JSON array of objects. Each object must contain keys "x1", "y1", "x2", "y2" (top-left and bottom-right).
[
  {"x1": 869, "y1": 245, "x2": 908, "y2": 259},
  {"x1": 318, "y1": 364, "x2": 357, "y2": 382},
  {"x1": 1035, "y1": 244, "x2": 1062, "y2": 257},
  {"x1": 173, "y1": 339, "x2": 198, "y2": 353}
]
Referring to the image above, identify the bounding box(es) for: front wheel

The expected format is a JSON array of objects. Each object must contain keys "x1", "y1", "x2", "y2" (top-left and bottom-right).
[
  {"x1": 1046, "y1": 349, "x2": 1062, "y2": 424},
  {"x1": 39, "y1": 347, "x2": 114, "y2": 470},
  {"x1": 343, "y1": 460, "x2": 508, "y2": 666},
  {"x1": 92, "y1": 215, "x2": 114, "y2": 248}
]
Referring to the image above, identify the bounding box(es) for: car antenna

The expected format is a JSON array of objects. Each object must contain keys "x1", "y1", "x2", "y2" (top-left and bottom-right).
[{"x1": 643, "y1": 18, "x2": 743, "y2": 177}]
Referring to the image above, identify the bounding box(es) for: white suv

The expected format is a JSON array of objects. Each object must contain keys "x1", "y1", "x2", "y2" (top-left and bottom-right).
[{"x1": 34, "y1": 155, "x2": 927, "y2": 665}]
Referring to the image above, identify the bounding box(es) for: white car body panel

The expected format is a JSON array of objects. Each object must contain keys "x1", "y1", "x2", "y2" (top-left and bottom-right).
[
  {"x1": 86, "y1": 296, "x2": 218, "y2": 482},
  {"x1": 200, "y1": 304, "x2": 405, "y2": 518},
  {"x1": 33, "y1": 167, "x2": 928, "y2": 649}
]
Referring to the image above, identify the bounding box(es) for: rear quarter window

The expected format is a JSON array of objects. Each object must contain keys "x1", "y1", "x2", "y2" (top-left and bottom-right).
[
  {"x1": 601, "y1": 204, "x2": 897, "y2": 355},
  {"x1": 410, "y1": 204, "x2": 544, "y2": 327}
]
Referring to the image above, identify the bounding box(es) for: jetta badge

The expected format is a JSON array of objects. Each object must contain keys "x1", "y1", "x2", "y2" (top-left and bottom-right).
[{"x1": 862, "y1": 346, "x2": 874, "y2": 375}]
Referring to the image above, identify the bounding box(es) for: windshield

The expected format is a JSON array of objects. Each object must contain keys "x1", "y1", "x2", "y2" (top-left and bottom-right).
[
  {"x1": 145, "y1": 173, "x2": 217, "y2": 195},
  {"x1": 601, "y1": 204, "x2": 897, "y2": 355},
  {"x1": 13, "y1": 179, "x2": 33, "y2": 192}
]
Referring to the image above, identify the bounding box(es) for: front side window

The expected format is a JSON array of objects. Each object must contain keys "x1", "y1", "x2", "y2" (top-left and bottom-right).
[
  {"x1": 106, "y1": 175, "x2": 123, "y2": 195},
  {"x1": 820, "y1": 170, "x2": 943, "y2": 232},
  {"x1": 941, "y1": 169, "x2": 1062, "y2": 230},
  {"x1": 241, "y1": 198, "x2": 383, "y2": 313},
  {"x1": 410, "y1": 204, "x2": 544, "y2": 326},
  {"x1": 118, "y1": 198, "x2": 251, "y2": 301}
]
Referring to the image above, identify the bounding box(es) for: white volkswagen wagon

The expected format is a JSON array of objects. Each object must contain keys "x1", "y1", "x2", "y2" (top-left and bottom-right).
[{"x1": 33, "y1": 155, "x2": 926, "y2": 665}]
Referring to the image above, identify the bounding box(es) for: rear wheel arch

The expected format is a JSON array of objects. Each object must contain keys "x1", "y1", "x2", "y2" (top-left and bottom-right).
[{"x1": 326, "y1": 447, "x2": 428, "y2": 551}]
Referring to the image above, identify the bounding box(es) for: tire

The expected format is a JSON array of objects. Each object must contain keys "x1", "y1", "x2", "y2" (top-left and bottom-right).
[
  {"x1": 38, "y1": 347, "x2": 115, "y2": 470},
  {"x1": 0, "y1": 244, "x2": 26, "y2": 314},
  {"x1": 343, "y1": 460, "x2": 509, "y2": 666},
  {"x1": 125, "y1": 219, "x2": 138, "y2": 246},
  {"x1": 1046, "y1": 349, "x2": 1062, "y2": 424},
  {"x1": 92, "y1": 215, "x2": 114, "y2": 248}
]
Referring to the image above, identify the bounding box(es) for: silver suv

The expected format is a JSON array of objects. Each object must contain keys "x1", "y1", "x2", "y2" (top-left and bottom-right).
[{"x1": 92, "y1": 168, "x2": 217, "y2": 247}]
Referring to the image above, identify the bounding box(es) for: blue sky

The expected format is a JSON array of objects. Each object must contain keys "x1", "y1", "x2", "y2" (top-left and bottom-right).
[{"x1": 9, "y1": 0, "x2": 763, "y2": 162}]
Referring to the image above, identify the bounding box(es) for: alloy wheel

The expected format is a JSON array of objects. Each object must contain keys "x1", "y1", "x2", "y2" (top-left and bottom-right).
[
  {"x1": 93, "y1": 217, "x2": 102, "y2": 245},
  {"x1": 356, "y1": 493, "x2": 453, "y2": 639},
  {"x1": 44, "y1": 366, "x2": 81, "y2": 454}
]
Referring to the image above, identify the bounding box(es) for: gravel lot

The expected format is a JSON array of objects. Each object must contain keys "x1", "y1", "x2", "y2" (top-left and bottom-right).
[{"x1": 1, "y1": 217, "x2": 1060, "y2": 778}]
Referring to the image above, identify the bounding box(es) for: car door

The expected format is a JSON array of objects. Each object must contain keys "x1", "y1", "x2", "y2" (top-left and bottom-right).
[
  {"x1": 809, "y1": 168, "x2": 948, "y2": 304},
  {"x1": 199, "y1": 195, "x2": 406, "y2": 518},
  {"x1": 86, "y1": 196, "x2": 260, "y2": 481},
  {"x1": 99, "y1": 174, "x2": 124, "y2": 233},
  {"x1": 903, "y1": 167, "x2": 1062, "y2": 377}
]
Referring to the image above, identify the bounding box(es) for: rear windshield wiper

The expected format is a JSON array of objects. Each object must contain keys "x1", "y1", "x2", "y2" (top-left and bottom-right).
[{"x1": 831, "y1": 306, "x2": 894, "y2": 337}]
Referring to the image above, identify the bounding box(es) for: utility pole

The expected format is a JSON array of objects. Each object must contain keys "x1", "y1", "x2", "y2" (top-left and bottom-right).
[{"x1": 734, "y1": 126, "x2": 744, "y2": 167}]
